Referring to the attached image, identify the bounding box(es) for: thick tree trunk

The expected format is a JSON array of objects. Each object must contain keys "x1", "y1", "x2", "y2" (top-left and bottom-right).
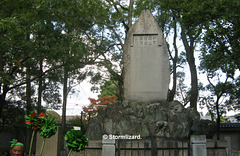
[{"x1": 181, "y1": 26, "x2": 198, "y2": 110}]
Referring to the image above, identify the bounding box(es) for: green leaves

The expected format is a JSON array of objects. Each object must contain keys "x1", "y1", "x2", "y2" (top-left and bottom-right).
[
  {"x1": 65, "y1": 129, "x2": 89, "y2": 152},
  {"x1": 25, "y1": 112, "x2": 57, "y2": 137},
  {"x1": 39, "y1": 116, "x2": 57, "y2": 138}
]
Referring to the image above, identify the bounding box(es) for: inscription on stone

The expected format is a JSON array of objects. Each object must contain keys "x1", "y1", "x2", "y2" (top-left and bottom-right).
[{"x1": 133, "y1": 35, "x2": 158, "y2": 46}]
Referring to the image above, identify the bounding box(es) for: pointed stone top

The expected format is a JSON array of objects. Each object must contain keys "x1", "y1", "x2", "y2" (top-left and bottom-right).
[{"x1": 130, "y1": 10, "x2": 161, "y2": 35}]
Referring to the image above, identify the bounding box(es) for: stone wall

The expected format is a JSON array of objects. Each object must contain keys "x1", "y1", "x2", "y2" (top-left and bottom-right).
[{"x1": 207, "y1": 139, "x2": 228, "y2": 156}]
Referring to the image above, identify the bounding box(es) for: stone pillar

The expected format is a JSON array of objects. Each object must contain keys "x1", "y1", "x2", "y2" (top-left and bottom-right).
[
  {"x1": 190, "y1": 135, "x2": 207, "y2": 156},
  {"x1": 102, "y1": 135, "x2": 115, "y2": 156},
  {"x1": 224, "y1": 137, "x2": 231, "y2": 156}
]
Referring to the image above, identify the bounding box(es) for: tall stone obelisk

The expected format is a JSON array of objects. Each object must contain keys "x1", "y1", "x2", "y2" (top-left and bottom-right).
[{"x1": 123, "y1": 10, "x2": 170, "y2": 102}]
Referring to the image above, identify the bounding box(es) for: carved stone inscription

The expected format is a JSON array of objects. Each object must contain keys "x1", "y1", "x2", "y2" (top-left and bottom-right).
[
  {"x1": 134, "y1": 35, "x2": 158, "y2": 46},
  {"x1": 130, "y1": 34, "x2": 163, "y2": 94},
  {"x1": 131, "y1": 34, "x2": 162, "y2": 47}
]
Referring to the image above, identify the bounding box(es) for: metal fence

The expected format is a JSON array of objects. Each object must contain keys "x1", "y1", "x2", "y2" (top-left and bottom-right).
[{"x1": 116, "y1": 136, "x2": 191, "y2": 156}]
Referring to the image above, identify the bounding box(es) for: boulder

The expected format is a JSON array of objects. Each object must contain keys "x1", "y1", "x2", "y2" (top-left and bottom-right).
[{"x1": 191, "y1": 119, "x2": 217, "y2": 139}]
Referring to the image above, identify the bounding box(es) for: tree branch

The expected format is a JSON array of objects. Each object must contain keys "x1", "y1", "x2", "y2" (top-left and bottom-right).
[{"x1": 7, "y1": 64, "x2": 64, "y2": 91}]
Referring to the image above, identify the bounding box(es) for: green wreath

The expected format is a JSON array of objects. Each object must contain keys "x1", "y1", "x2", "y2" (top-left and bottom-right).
[
  {"x1": 39, "y1": 116, "x2": 57, "y2": 138},
  {"x1": 65, "y1": 129, "x2": 88, "y2": 152}
]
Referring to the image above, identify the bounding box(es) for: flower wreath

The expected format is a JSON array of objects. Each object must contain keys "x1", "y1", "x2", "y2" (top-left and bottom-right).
[{"x1": 25, "y1": 112, "x2": 45, "y2": 131}]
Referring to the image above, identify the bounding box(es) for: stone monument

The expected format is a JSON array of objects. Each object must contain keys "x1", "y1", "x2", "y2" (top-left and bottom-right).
[
  {"x1": 86, "y1": 10, "x2": 205, "y2": 140},
  {"x1": 124, "y1": 10, "x2": 170, "y2": 102}
]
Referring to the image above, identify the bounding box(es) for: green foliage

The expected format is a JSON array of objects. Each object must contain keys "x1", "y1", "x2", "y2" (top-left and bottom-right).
[
  {"x1": 39, "y1": 116, "x2": 57, "y2": 138},
  {"x1": 220, "y1": 117, "x2": 231, "y2": 123},
  {"x1": 0, "y1": 0, "x2": 114, "y2": 121},
  {"x1": 1, "y1": 100, "x2": 25, "y2": 126},
  {"x1": 98, "y1": 80, "x2": 122, "y2": 100},
  {"x1": 65, "y1": 129, "x2": 88, "y2": 152},
  {"x1": 199, "y1": 0, "x2": 240, "y2": 115}
]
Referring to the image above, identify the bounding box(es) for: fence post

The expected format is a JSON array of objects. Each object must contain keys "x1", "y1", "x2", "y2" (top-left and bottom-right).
[
  {"x1": 190, "y1": 135, "x2": 207, "y2": 156},
  {"x1": 102, "y1": 135, "x2": 115, "y2": 156}
]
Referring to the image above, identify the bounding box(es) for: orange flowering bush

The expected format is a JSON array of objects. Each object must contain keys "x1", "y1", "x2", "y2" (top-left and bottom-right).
[{"x1": 82, "y1": 95, "x2": 116, "y2": 121}]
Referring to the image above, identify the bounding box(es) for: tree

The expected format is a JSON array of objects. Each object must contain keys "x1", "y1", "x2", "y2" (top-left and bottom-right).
[
  {"x1": 199, "y1": 71, "x2": 235, "y2": 139},
  {"x1": 200, "y1": 0, "x2": 240, "y2": 105},
  {"x1": 199, "y1": 0, "x2": 240, "y2": 139},
  {"x1": 0, "y1": 0, "x2": 66, "y2": 118},
  {"x1": 96, "y1": 80, "x2": 123, "y2": 101},
  {"x1": 1, "y1": 0, "x2": 109, "y2": 152},
  {"x1": 82, "y1": 95, "x2": 117, "y2": 121},
  {"x1": 87, "y1": 0, "x2": 136, "y2": 102}
]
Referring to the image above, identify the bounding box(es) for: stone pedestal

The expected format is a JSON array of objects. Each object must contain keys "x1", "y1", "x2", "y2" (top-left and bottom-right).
[{"x1": 191, "y1": 135, "x2": 207, "y2": 156}]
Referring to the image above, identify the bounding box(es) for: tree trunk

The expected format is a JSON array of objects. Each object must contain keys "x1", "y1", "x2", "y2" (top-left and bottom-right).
[
  {"x1": 216, "y1": 96, "x2": 220, "y2": 140},
  {"x1": 0, "y1": 51, "x2": 7, "y2": 118},
  {"x1": 117, "y1": 79, "x2": 123, "y2": 102},
  {"x1": 26, "y1": 65, "x2": 32, "y2": 114},
  {"x1": 168, "y1": 18, "x2": 178, "y2": 101},
  {"x1": 59, "y1": 66, "x2": 68, "y2": 151},
  {"x1": 181, "y1": 26, "x2": 198, "y2": 110},
  {"x1": 0, "y1": 91, "x2": 7, "y2": 126},
  {"x1": 128, "y1": 0, "x2": 134, "y2": 28},
  {"x1": 26, "y1": 65, "x2": 33, "y2": 153},
  {"x1": 37, "y1": 60, "x2": 43, "y2": 114}
]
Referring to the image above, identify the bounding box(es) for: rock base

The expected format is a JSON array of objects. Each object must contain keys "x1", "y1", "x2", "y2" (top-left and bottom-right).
[{"x1": 86, "y1": 100, "x2": 214, "y2": 140}]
